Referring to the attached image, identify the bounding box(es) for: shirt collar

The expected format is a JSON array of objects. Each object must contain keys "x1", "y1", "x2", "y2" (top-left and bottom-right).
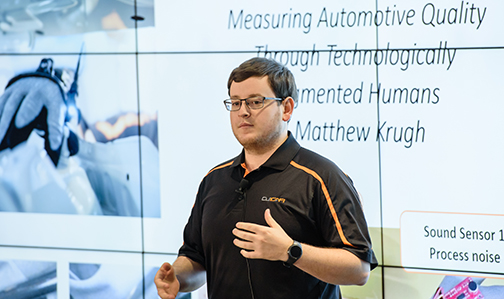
[{"x1": 230, "y1": 131, "x2": 300, "y2": 172}]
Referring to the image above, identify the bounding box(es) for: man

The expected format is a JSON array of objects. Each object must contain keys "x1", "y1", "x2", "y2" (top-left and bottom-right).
[{"x1": 155, "y1": 57, "x2": 377, "y2": 299}]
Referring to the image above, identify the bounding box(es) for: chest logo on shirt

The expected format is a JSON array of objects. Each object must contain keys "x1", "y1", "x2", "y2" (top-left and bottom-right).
[{"x1": 261, "y1": 196, "x2": 286, "y2": 204}]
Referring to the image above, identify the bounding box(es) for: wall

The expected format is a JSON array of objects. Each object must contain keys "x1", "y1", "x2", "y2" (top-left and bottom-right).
[{"x1": 0, "y1": 0, "x2": 502, "y2": 298}]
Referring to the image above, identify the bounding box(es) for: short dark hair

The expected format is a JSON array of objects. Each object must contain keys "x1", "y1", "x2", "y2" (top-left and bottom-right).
[{"x1": 227, "y1": 57, "x2": 298, "y2": 106}]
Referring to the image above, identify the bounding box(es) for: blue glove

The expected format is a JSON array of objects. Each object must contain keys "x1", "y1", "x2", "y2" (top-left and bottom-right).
[
  {"x1": 0, "y1": 76, "x2": 66, "y2": 152},
  {"x1": 0, "y1": 57, "x2": 70, "y2": 166}
]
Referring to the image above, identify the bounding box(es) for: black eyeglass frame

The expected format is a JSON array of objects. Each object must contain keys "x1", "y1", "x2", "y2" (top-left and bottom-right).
[{"x1": 223, "y1": 96, "x2": 285, "y2": 111}]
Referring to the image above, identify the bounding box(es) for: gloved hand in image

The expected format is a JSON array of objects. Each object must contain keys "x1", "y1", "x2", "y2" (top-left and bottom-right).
[{"x1": 0, "y1": 59, "x2": 68, "y2": 165}]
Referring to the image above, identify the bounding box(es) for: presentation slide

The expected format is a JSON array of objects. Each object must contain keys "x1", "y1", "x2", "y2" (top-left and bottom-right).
[{"x1": 0, "y1": 0, "x2": 502, "y2": 298}]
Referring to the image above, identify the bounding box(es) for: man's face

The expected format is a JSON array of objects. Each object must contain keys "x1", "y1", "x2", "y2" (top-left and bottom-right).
[{"x1": 229, "y1": 76, "x2": 289, "y2": 153}]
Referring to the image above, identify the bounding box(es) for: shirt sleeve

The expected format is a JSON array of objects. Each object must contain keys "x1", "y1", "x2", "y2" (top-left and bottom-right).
[
  {"x1": 315, "y1": 166, "x2": 378, "y2": 270},
  {"x1": 178, "y1": 182, "x2": 206, "y2": 268}
]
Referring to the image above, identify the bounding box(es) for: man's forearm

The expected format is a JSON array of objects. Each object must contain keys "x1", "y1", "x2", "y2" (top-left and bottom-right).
[
  {"x1": 293, "y1": 245, "x2": 370, "y2": 286},
  {"x1": 172, "y1": 256, "x2": 206, "y2": 292}
]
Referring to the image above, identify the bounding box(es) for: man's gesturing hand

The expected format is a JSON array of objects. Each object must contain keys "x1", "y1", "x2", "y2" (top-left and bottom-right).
[
  {"x1": 232, "y1": 209, "x2": 293, "y2": 262},
  {"x1": 154, "y1": 262, "x2": 180, "y2": 299}
]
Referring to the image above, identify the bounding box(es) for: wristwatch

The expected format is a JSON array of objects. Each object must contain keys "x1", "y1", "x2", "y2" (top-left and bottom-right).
[{"x1": 284, "y1": 240, "x2": 303, "y2": 267}]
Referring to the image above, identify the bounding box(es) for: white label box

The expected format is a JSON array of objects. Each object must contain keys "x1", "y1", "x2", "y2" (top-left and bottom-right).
[{"x1": 400, "y1": 211, "x2": 504, "y2": 274}]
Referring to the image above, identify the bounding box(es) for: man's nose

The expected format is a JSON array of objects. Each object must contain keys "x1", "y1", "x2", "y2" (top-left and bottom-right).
[{"x1": 237, "y1": 101, "x2": 251, "y2": 117}]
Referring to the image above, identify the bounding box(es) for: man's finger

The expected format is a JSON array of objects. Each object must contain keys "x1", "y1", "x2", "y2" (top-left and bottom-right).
[
  {"x1": 235, "y1": 221, "x2": 263, "y2": 232},
  {"x1": 233, "y1": 238, "x2": 254, "y2": 250},
  {"x1": 232, "y1": 227, "x2": 255, "y2": 241},
  {"x1": 264, "y1": 209, "x2": 280, "y2": 229},
  {"x1": 240, "y1": 249, "x2": 257, "y2": 259},
  {"x1": 155, "y1": 262, "x2": 173, "y2": 281}
]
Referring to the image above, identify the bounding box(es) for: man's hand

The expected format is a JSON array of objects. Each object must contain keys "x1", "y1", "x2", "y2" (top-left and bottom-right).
[
  {"x1": 232, "y1": 209, "x2": 293, "y2": 261},
  {"x1": 0, "y1": 77, "x2": 66, "y2": 151},
  {"x1": 154, "y1": 262, "x2": 180, "y2": 299}
]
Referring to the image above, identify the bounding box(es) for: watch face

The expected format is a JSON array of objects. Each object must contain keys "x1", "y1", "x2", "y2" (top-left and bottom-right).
[{"x1": 290, "y1": 244, "x2": 302, "y2": 258}]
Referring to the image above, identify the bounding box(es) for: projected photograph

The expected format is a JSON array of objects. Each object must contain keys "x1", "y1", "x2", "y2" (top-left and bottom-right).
[
  {"x1": 0, "y1": 0, "x2": 154, "y2": 53},
  {"x1": 69, "y1": 262, "x2": 151, "y2": 298},
  {"x1": 0, "y1": 260, "x2": 57, "y2": 299},
  {"x1": 383, "y1": 268, "x2": 504, "y2": 299},
  {"x1": 0, "y1": 53, "x2": 160, "y2": 218}
]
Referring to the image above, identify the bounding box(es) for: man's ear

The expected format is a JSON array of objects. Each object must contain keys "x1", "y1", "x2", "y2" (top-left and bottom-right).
[{"x1": 282, "y1": 97, "x2": 295, "y2": 122}]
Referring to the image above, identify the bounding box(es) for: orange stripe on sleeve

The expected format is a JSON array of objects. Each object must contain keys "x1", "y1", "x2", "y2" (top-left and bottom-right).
[
  {"x1": 206, "y1": 161, "x2": 234, "y2": 176},
  {"x1": 290, "y1": 161, "x2": 355, "y2": 248}
]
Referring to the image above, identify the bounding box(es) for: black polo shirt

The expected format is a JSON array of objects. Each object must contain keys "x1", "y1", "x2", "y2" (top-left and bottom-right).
[{"x1": 179, "y1": 132, "x2": 378, "y2": 299}]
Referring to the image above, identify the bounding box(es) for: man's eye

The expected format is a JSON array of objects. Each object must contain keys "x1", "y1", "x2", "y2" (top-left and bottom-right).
[{"x1": 231, "y1": 101, "x2": 240, "y2": 106}]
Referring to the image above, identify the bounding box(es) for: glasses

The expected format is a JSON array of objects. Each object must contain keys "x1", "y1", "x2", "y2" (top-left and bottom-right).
[{"x1": 223, "y1": 96, "x2": 284, "y2": 111}]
